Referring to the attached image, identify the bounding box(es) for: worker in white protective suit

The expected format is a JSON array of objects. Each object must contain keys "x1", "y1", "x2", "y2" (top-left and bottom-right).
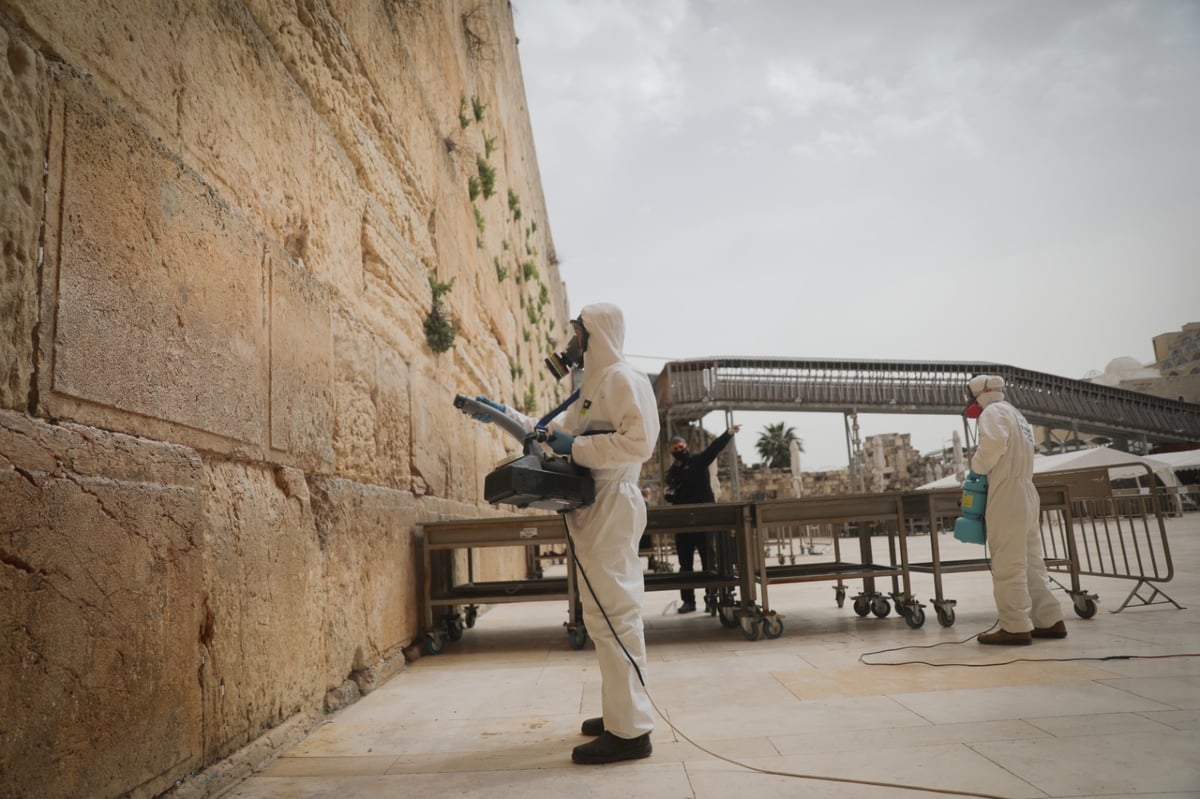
[
  {"x1": 474, "y1": 303, "x2": 659, "y2": 763},
  {"x1": 966, "y1": 374, "x2": 1067, "y2": 645}
]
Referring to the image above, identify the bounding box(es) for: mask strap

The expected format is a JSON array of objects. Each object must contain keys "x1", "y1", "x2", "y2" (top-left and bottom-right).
[{"x1": 536, "y1": 389, "x2": 580, "y2": 431}]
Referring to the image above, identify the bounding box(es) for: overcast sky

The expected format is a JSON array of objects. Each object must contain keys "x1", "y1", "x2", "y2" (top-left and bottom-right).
[{"x1": 511, "y1": 0, "x2": 1200, "y2": 470}]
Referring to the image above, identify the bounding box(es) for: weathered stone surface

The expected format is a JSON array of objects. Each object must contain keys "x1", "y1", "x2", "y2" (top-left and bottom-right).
[
  {"x1": 45, "y1": 80, "x2": 270, "y2": 446},
  {"x1": 198, "y1": 459, "x2": 324, "y2": 764},
  {"x1": 1, "y1": 2, "x2": 570, "y2": 796},
  {"x1": 0, "y1": 25, "x2": 46, "y2": 411},
  {"x1": 270, "y1": 251, "x2": 335, "y2": 471},
  {"x1": 310, "y1": 476, "x2": 417, "y2": 687},
  {"x1": 0, "y1": 409, "x2": 205, "y2": 799},
  {"x1": 331, "y1": 308, "x2": 413, "y2": 490},
  {"x1": 409, "y1": 371, "x2": 452, "y2": 497}
]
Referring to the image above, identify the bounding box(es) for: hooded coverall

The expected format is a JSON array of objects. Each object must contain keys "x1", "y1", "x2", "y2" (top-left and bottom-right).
[
  {"x1": 970, "y1": 387, "x2": 1064, "y2": 634},
  {"x1": 503, "y1": 303, "x2": 659, "y2": 739}
]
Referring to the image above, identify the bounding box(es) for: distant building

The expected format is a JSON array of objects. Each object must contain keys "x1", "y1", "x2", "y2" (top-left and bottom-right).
[
  {"x1": 1079, "y1": 322, "x2": 1200, "y2": 404},
  {"x1": 1146, "y1": 322, "x2": 1200, "y2": 403},
  {"x1": 1039, "y1": 321, "x2": 1200, "y2": 453}
]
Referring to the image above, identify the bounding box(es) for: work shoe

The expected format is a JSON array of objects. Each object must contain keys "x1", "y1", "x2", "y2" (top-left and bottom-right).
[
  {"x1": 677, "y1": 601, "x2": 697, "y2": 614},
  {"x1": 572, "y1": 731, "x2": 652, "y2": 764},
  {"x1": 977, "y1": 628, "x2": 1032, "y2": 646},
  {"x1": 580, "y1": 716, "x2": 604, "y2": 736},
  {"x1": 1032, "y1": 620, "x2": 1068, "y2": 639}
]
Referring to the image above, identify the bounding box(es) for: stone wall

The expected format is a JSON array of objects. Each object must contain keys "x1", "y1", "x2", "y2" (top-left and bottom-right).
[{"x1": 0, "y1": 2, "x2": 561, "y2": 797}]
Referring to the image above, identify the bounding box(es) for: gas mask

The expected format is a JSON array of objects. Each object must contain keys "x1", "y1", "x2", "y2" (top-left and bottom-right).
[{"x1": 545, "y1": 318, "x2": 588, "y2": 381}]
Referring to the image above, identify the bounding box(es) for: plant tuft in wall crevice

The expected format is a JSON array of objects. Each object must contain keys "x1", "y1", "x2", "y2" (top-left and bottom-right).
[{"x1": 424, "y1": 274, "x2": 458, "y2": 353}]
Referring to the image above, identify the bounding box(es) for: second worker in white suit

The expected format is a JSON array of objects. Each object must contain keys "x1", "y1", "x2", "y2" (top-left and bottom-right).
[
  {"x1": 966, "y1": 374, "x2": 1067, "y2": 645},
  {"x1": 475, "y1": 302, "x2": 659, "y2": 763}
]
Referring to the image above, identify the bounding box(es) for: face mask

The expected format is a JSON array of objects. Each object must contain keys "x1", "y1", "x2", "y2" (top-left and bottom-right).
[
  {"x1": 963, "y1": 380, "x2": 983, "y2": 419},
  {"x1": 545, "y1": 319, "x2": 587, "y2": 381},
  {"x1": 672, "y1": 449, "x2": 690, "y2": 462}
]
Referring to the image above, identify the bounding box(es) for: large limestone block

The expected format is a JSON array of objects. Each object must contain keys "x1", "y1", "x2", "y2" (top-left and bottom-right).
[
  {"x1": 0, "y1": 26, "x2": 47, "y2": 410},
  {"x1": 38, "y1": 77, "x2": 338, "y2": 471},
  {"x1": 42, "y1": 80, "x2": 270, "y2": 448},
  {"x1": 0, "y1": 409, "x2": 204, "y2": 799},
  {"x1": 198, "y1": 458, "x2": 324, "y2": 764},
  {"x1": 309, "y1": 477, "x2": 417, "y2": 689},
  {"x1": 269, "y1": 251, "x2": 335, "y2": 471},
  {"x1": 409, "y1": 371, "x2": 457, "y2": 497},
  {"x1": 331, "y1": 309, "x2": 412, "y2": 490}
]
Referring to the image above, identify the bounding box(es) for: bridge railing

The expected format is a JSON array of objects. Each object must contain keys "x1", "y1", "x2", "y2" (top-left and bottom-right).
[{"x1": 655, "y1": 357, "x2": 1200, "y2": 444}]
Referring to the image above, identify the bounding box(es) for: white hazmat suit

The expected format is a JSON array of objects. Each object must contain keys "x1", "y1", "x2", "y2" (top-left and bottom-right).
[
  {"x1": 501, "y1": 303, "x2": 659, "y2": 739},
  {"x1": 968, "y1": 375, "x2": 1064, "y2": 634}
]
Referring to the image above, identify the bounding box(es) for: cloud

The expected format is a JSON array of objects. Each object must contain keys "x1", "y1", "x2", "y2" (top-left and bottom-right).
[
  {"x1": 512, "y1": 0, "x2": 1200, "y2": 465},
  {"x1": 764, "y1": 60, "x2": 861, "y2": 116}
]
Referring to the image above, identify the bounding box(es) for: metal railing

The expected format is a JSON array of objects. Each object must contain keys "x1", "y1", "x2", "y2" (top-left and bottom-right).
[
  {"x1": 1038, "y1": 463, "x2": 1183, "y2": 613},
  {"x1": 655, "y1": 357, "x2": 1200, "y2": 447}
]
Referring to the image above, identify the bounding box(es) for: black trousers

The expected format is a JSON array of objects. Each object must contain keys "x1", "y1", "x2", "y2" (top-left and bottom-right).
[{"x1": 674, "y1": 531, "x2": 713, "y2": 604}]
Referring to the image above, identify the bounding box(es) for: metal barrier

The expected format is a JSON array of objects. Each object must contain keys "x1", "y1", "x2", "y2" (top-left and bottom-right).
[
  {"x1": 1038, "y1": 463, "x2": 1184, "y2": 613},
  {"x1": 905, "y1": 482, "x2": 1093, "y2": 626}
]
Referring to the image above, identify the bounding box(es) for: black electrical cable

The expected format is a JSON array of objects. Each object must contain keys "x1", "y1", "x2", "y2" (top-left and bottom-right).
[
  {"x1": 564, "y1": 526, "x2": 646, "y2": 686},
  {"x1": 859, "y1": 621, "x2": 1200, "y2": 667},
  {"x1": 565, "y1": 527, "x2": 1017, "y2": 799}
]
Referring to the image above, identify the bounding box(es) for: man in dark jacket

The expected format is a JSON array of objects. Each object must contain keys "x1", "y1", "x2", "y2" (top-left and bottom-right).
[{"x1": 664, "y1": 425, "x2": 741, "y2": 613}]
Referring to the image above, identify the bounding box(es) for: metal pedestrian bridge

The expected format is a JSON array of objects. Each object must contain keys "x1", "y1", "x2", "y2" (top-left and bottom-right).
[{"x1": 653, "y1": 357, "x2": 1200, "y2": 451}]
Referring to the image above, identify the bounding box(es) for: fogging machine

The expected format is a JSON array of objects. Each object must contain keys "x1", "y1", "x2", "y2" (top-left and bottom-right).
[{"x1": 453, "y1": 394, "x2": 595, "y2": 512}]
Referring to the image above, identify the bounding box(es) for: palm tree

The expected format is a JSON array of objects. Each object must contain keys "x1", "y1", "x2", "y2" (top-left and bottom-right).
[{"x1": 755, "y1": 422, "x2": 803, "y2": 469}]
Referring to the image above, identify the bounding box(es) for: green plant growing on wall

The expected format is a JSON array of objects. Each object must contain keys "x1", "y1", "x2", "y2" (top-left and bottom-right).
[
  {"x1": 526, "y1": 303, "x2": 538, "y2": 326},
  {"x1": 472, "y1": 94, "x2": 486, "y2": 123},
  {"x1": 523, "y1": 385, "x2": 537, "y2": 413},
  {"x1": 507, "y1": 188, "x2": 522, "y2": 221},
  {"x1": 459, "y1": 94, "x2": 471, "y2": 128},
  {"x1": 522, "y1": 327, "x2": 531, "y2": 342},
  {"x1": 424, "y1": 275, "x2": 458, "y2": 353},
  {"x1": 468, "y1": 175, "x2": 480, "y2": 201},
  {"x1": 476, "y1": 155, "x2": 496, "y2": 199},
  {"x1": 494, "y1": 256, "x2": 507, "y2": 282},
  {"x1": 511, "y1": 364, "x2": 524, "y2": 380},
  {"x1": 473, "y1": 204, "x2": 485, "y2": 234},
  {"x1": 538, "y1": 282, "x2": 549, "y2": 308},
  {"x1": 501, "y1": 239, "x2": 509, "y2": 251},
  {"x1": 522, "y1": 260, "x2": 538, "y2": 281},
  {"x1": 484, "y1": 133, "x2": 497, "y2": 157}
]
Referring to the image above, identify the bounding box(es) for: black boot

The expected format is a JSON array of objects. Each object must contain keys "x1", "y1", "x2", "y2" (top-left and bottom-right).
[
  {"x1": 572, "y1": 731, "x2": 652, "y2": 764},
  {"x1": 580, "y1": 716, "x2": 604, "y2": 736}
]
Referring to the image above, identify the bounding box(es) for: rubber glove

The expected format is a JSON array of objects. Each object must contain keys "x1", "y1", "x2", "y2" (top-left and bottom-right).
[
  {"x1": 548, "y1": 431, "x2": 575, "y2": 455},
  {"x1": 472, "y1": 395, "x2": 506, "y2": 423}
]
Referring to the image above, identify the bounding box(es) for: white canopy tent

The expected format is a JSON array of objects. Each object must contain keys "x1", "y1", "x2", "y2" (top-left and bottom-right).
[
  {"x1": 916, "y1": 446, "x2": 1179, "y2": 490},
  {"x1": 1148, "y1": 448, "x2": 1200, "y2": 473}
]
